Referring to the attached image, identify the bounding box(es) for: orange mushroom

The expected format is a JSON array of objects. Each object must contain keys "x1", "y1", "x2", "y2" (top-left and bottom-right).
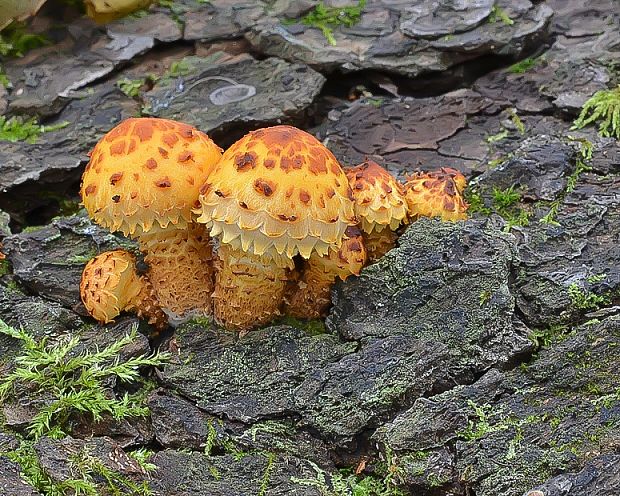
[
  {"x1": 285, "y1": 226, "x2": 367, "y2": 319},
  {"x1": 345, "y1": 160, "x2": 409, "y2": 261},
  {"x1": 80, "y1": 250, "x2": 167, "y2": 330},
  {"x1": 80, "y1": 117, "x2": 222, "y2": 322},
  {"x1": 196, "y1": 125, "x2": 357, "y2": 330},
  {"x1": 404, "y1": 167, "x2": 469, "y2": 221}
]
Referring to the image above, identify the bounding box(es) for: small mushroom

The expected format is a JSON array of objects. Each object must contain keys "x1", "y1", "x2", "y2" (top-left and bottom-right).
[
  {"x1": 285, "y1": 226, "x2": 367, "y2": 319},
  {"x1": 80, "y1": 250, "x2": 167, "y2": 330},
  {"x1": 345, "y1": 160, "x2": 409, "y2": 261},
  {"x1": 404, "y1": 167, "x2": 469, "y2": 221},
  {"x1": 196, "y1": 125, "x2": 357, "y2": 330},
  {"x1": 80, "y1": 117, "x2": 222, "y2": 322}
]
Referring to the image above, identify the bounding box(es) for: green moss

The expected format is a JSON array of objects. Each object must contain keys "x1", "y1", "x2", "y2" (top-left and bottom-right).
[
  {"x1": 488, "y1": 5, "x2": 514, "y2": 25},
  {"x1": 167, "y1": 59, "x2": 193, "y2": 77},
  {"x1": 3, "y1": 440, "x2": 96, "y2": 496},
  {"x1": 291, "y1": 1, "x2": 366, "y2": 46},
  {"x1": 568, "y1": 283, "x2": 611, "y2": 311},
  {"x1": 0, "y1": 321, "x2": 169, "y2": 440},
  {"x1": 0, "y1": 259, "x2": 10, "y2": 276},
  {"x1": 486, "y1": 129, "x2": 509, "y2": 143},
  {"x1": 0, "y1": 25, "x2": 49, "y2": 58},
  {"x1": 277, "y1": 316, "x2": 327, "y2": 335},
  {"x1": 528, "y1": 324, "x2": 570, "y2": 349},
  {"x1": 507, "y1": 56, "x2": 542, "y2": 74},
  {"x1": 572, "y1": 85, "x2": 620, "y2": 139},
  {"x1": 0, "y1": 116, "x2": 70, "y2": 143},
  {"x1": 116, "y1": 78, "x2": 144, "y2": 98},
  {"x1": 508, "y1": 109, "x2": 526, "y2": 134},
  {"x1": 292, "y1": 448, "x2": 406, "y2": 496}
]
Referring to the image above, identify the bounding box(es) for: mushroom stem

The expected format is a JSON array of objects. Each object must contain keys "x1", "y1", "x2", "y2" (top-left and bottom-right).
[
  {"x1": 363, "y1": 226, "x2": 398, "y2": 262},
  {"x1": 285, "y1": 254, "x2": 337, "y2": 320},
  {"x1": 138, "y1": 224, "x2": 215, "y2": 322},
  {"x1": 213, "y1": 245, "x2": 288, "y2": 330},
  {"x1": 80, "y1": 250, "x2": 167, "y2": 330},
  {"x1": 285, "y1": 229, "x2": 367, "y2": 319}
]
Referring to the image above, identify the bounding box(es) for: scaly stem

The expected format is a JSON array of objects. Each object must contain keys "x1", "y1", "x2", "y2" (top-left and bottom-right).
[
  {"x1": 213, "y1": 245, "x2": 288, "y2": 330},
  {"x1": 139, "y1": 224, "x2": 215, "y2": 322}
]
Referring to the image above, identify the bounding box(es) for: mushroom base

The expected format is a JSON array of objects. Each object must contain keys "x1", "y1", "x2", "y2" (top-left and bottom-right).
[
  {"x1": 129, "y1": 275, "x2": 168, "y2": 330},
  {"x1": 285, "y1": 230, "x2": 367, "y2": 319},
  {"x1": 364, "y1": 228, "x2": 397, "y2": 262},
  {"x1": 213, "y1": 246, "x2": 287, "y2": 330},
  {"x1": 285, "y1": 258, "x2": 334, "y2": 320},
  {"x1": 139, "y1": 224, "x2": 215, "y2": 321}
]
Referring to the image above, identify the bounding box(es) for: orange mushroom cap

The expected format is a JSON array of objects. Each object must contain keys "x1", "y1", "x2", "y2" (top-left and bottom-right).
[
  {"x1": 404, "y1": 167, "x2": 469, "y2": 222},
  {"x1": 196, "y1": 125, "x2": 356, "y2": 264},
  {"x1": 321, "y1": 226, "x2": 367, "y2": 281},
  {"x1": 346, "y1": 160, "x2": 408, "y2": 234},
  {"x1": 80, "y1": 117, "x2": 222, "y2": 238}
]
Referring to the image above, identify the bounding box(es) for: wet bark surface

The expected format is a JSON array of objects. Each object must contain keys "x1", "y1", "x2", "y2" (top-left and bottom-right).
[{"x1": 1, "y1": 1, "x2": 619, "y2": 495}]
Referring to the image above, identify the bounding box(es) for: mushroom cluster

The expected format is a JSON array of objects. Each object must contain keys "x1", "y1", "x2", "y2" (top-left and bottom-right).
[{"x1": 79, "y1": 119, "x2": 469, "y2": 331}]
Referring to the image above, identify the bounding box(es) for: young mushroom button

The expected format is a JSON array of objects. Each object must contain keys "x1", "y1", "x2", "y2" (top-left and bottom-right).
[
  {"x1": 196, "y1": 125, "x2": 357, "y2": 330},
  {"x1": 345, "y1": 160, "x2": 409, "y2": 261},
  {"x1": 80, "y1": 117, "x2": 222, "y2": 322},
  {"x1": 80, "y1": 250, "x2": 167, "y2": 330},
  {"x1": 404, "y1": 167, "x2": 469, "y2": 222}
]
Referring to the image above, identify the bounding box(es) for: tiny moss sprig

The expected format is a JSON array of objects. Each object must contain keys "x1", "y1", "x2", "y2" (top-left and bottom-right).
[
  {"x1": 572, "y1": 85, "x2": 620, "y2": 139},
  {"x1": 507, "y1": 56, "x2": 542, "y2": 74},
  {"x1": 0, "y1": 25, "x2": 49, "y2": 58},
  {"x1": 0, "y1": 320, "x2": 169, "y2": 440},
  {"x1": 488, "y1": 5, "x2": 514, "y2": 26},
  {"x1": 292, "y1": 449, "x2": 406, "y2": 496},
  {"x1": 540, "y1": 137, "x2": 592, "y2": 226},
  {"x1": 0, "y1": 116, "x2": 69, "y2": 143},
  {"x1": 295, "y1": 0, "x2": 366, "y2": 46}
]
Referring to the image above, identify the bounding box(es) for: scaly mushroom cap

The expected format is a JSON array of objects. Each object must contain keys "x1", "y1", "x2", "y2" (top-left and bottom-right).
[
  {"x1": 196, "y1": 125, "x2": 356, "y2": 265},
  {"x1": 346, "y1": 160, "x2": 408, "y2": 234},
  {"x1": 404, "y1": 168, "x2": 469, "y2": 222},
  {"x1": 321, "y1": 226, "x2": 367, "y2": 281},
  {"x1": 81, "y1": 117, "x2": 222, "y2": 238}
]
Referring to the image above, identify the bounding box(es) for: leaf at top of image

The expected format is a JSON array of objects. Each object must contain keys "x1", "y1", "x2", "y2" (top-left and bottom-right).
[{"x1": 84, "y1": 0, "x2": 154, "y2": 23}]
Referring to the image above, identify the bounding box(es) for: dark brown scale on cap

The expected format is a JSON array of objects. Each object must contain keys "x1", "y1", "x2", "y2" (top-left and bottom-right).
[
  {"x1": 345, "y1": 226, "x2": 362, "y2": 238},
  {"x1": 110, "y1": 141, "x2": 126, "y2": 156},
  {"x1": 112, "y1": 195, "x2": 121, "y2": 203},
  {"x1": 254, "y1": 179, "x2": 275, "y2": 197},
  {"x1": 444, "y1": 180, "x2": 456, "y2": 196},
  {"x1": 278, "y1": 214, "x2": 297, "y2": 222},
  {"x1": 110, "y1": 172, "x2": 123, "y2": 185},
  {"x1": 158, "y1": 147, "x2": 169, "y2": 158},
  {"x1": 162, "y1": 133, "x2": 179, "y2": 147},
  {"x1": 199, "y1": 183, "x2": 211, "y2": 195},
  {"x1": 299, "y1": 190, "x2": 311, "y2": 204},
  {"x1": 145, "y1": 158, "x2": 158, "y2": 170},
  {"x1": 264, "y1": 158, "x2": 276, "y2": 169},
  {"x1": 235, "y1": 152, "x2": 257, "y2": 171},
  {"x1": 84, "y1": 184, "x2": 97, "y2": 196},
  {"x1": 133, "y1": 120, "x2": 154, "y2": 142},
  {"x1": 155, "y1": 178, "x2": 172, "y2": 188},
  {"x1": 179, "y1": 151, "x2": 194, "y2": 163},
  {"x1": 280, "y1": 156, "x2": 292, "y2": 172}
]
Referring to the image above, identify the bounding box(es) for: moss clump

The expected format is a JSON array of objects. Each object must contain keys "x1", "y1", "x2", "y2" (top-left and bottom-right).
[
  {"x1": 293, "y1": 1, "x2": 366, "y2": 46},
  {"x1": 572, "y1": 85, "x2": 620, "y2": 139},
  {"x1": 0, "y1": 116, "x2": 69, "y2": 143},
  {"x1": 292, "y1": 449, "x2": 406, "y2": 496},
  {"x1": 0, "y1": 321, "x2": 169, "y2": 440},
  {"x1": 0, "y1": 25, "x2": 49, "y2": 58}
]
